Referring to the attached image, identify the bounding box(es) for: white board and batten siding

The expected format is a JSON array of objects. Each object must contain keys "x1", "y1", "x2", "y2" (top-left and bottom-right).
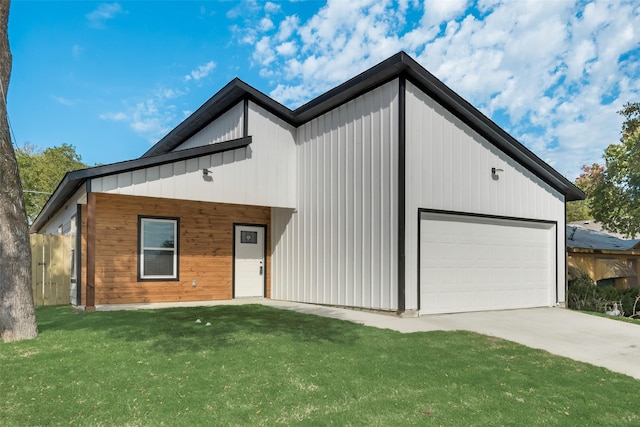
[
  {"x1": 404, "y1": 81, "x2": 565, "y2": 313},
  {"x1": 173, "y1": 102, "x2": 244, "y2": 151},
  {"x1": 272, "y1": 80, "x2": 399, "y2": 311},
  {"x1": 39, "y1": 187, "x2": 86, "y2": 236},
  {"x1": 90, "y1": 101, "x2": 297, "y2": 209}
]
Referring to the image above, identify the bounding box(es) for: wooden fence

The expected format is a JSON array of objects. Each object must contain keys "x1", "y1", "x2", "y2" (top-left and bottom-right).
[{"x1": 30, "y1": 234, "x2": 71, "y2": 306}]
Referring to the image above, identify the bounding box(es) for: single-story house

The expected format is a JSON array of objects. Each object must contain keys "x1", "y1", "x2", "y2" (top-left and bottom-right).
[
  {"x1": 567, "y1": 223, "x2": 640, "y2": 289},
  {"x1": 30, "y1": 52, "x2": 584, "y2": 315}
]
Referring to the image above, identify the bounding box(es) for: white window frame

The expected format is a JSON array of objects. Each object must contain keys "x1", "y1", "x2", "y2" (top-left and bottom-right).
[{"x1": 139, "y1": 217, "x2": 179, "y2": 280}]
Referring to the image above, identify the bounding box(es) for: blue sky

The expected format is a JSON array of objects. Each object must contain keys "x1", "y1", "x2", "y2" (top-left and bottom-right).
[{"x1": 8, "y1": 0, "x2": 640, "y2": 180}]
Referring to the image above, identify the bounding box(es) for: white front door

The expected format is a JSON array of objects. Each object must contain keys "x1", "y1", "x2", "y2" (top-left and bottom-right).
[{"x1": 234, "y1": 225, "x2": 265, "y2": 298}]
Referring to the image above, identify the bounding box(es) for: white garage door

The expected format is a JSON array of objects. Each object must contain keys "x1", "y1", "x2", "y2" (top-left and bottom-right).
[{"x1": 420, "y1": 212, "x2": 555, "y2": 315}]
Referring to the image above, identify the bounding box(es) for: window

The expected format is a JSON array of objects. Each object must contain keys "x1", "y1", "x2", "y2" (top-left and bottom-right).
[
  {"x1": 139, "y1": 217, "x2": 179, "y2": 280},
  {"x1": 241, "y1": 230, "x2": 258, "y2": 244}
]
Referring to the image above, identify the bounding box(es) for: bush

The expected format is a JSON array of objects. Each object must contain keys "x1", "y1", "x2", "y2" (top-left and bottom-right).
[{"x1": 568, "y1": 273, "x2": 640, "y2": 317}]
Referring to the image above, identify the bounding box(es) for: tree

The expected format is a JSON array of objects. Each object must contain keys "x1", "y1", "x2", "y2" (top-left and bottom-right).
[
  {"x1": 566, "y1": 163, "x2": 603, "y2": 223},
  {"x1": 589, "y1": 102, "x2": 640, "y2": 237},
  {"x1": 16, "y1": 143, "x2": 88, "y2": 223},
  {"x1": 0, "y1": 0, "x2": 38, "y2": 342}
]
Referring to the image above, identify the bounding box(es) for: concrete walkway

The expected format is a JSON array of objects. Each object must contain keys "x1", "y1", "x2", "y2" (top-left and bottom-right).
[{"x1": 97, "y1": 298, "x2": 640, "y2": 380}]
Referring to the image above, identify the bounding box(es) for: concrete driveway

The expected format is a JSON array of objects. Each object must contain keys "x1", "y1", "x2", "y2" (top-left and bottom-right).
[{"x1": 260, "y1": 300, "x2": 640, "y2": 380}]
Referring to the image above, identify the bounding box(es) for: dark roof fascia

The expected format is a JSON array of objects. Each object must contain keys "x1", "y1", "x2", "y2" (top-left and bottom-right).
[
  {"x1": 290, "y1": 52, "x2": 583, "y2": 201},
  {"x1": 30, "y1": 137, "x2": 252, "y2": 233},
  {"x1": 396, "y1": 54, "x2": 584, "y2": 202},
  {"x1": 137, "y1": 51, "x2": 584, "y2": 201},
  {"x1": 143, "y1": 79, "x2": 293, "y2": 157},
  {"x1": 292, "y1": 54, "x2": 408, "y2": 123}
]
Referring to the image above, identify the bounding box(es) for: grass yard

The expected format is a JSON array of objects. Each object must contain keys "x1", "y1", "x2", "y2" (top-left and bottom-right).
[
  {"x1": 580, "y1": 310, "x2": 640, "y2": 325},
  {"x1": 1, "y1": 305, "x2": 638, "y2": 426}
]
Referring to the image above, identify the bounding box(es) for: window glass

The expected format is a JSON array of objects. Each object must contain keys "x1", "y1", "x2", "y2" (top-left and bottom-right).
[
  {"x1": 139, "y1": 218, "x2": 178, "y2": 280},
  {"x1": 143, "y1": 221, "x2": 175, "y2": 248}
]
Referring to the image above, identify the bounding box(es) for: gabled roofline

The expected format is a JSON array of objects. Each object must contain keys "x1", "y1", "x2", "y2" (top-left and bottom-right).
[
  {"x1": 33, "y1": 52, "x2": 584, "y2": 232},
  {"x1": 142, "y1": 52, "x2": 584, "y2": 201},
  {"x1": 142, "y1": 79, "x2": 293, "y2": 157},
  {"x1": 30, "y1": 137, "x2": 252, "y2": 233}
]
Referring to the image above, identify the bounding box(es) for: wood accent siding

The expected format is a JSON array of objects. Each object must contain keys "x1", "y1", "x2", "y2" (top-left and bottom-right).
[{"x1": 88, "y1": 193, "x2": 270, "y2": 304}]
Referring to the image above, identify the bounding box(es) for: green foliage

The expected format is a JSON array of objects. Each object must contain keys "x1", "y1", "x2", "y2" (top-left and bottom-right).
[
  {"x1": 568, "y1": 274, "x2": 640, "y2": 317},
  {"x1": 566, "y1": 164, "x2": 602, "y2": 222},
  {"x1": 1, "y1": 305, "x2": 638, "y2": 426},
  {"x1": 15, "y1": 143, "x2": 88, "y2": 223},
  {"x1": 588, "y1": 102, "x2": 640, "y2": 237},
  {"x1": 566, "y1": 199, "x2": 590, "y2": 222}
]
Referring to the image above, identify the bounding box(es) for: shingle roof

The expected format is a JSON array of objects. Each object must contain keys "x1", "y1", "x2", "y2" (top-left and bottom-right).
[{"x1": 566, "y1": 225, "x2": 640, "y2": 251}]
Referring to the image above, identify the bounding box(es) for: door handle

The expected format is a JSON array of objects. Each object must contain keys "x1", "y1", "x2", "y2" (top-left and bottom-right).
[{"x1": 259, "y1": 261, "x2": 263, "y2": 275}]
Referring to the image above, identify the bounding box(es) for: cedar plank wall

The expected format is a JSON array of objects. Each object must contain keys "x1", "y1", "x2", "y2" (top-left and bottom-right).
[{"x1": 88, "y1": 192, "x2": 270, "y2": 304}]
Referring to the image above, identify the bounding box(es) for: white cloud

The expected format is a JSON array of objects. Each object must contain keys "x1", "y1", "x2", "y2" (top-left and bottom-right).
[
  {"x1": 99, "y1": 111, "x2": 128, "y2": 121},
  {"x1": 253, "y1": 36, "x2": 276, "y2": 66},
  {"x1": 259, "y1": 17, "x2": 274, "y2": 32},
  {"x1": 264, "y1": 2, "x2": 281, "y2": 14},
  {"x1": 275, "y1": 41, "x2": 297, "y2": 56},
  {"x1": 52, "y1": 95, "x2": 75, "y2": 106},
  {"x1": 422, "y1": 0, "x2": 470, "y2": 27},
  {"x1": 277, "y1": 15, "x2": 300, "y2": 42},
  {"x1": 236, "y1": 0, "x2": 640, "y2": 179},
  {"x1": 86, "y1": 3, "x2": 124, "y2": 29},
  {"x1": 100, "y1": 94, "x2": 179, "y2": 142},
  {"x1": 184, "y1": 61, "x2": 216, "y2": 82}
]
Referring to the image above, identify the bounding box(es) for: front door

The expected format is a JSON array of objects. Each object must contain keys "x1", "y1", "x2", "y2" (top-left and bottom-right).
[{"x1": 233, "y1": 224, "x2": 266, "y2": 298}]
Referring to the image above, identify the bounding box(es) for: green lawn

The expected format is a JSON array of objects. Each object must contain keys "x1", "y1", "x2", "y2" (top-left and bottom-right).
[
  {"x1": 1, "y1": 305, "x2": 638, "y2": 426},
  {"x1": 580, "y1": 310, "x2": 640, "y2": 325}
]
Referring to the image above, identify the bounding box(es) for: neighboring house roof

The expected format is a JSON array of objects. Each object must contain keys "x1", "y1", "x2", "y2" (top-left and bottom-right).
[
  {"x1": 31, "y1": 51, "x2": 584, "y2": 232},
  {"x1": 567, "y1": 220, "x2": 639, "y2": 240},
  {"x1": 566, "y1": 224, "x2": 640, "y2": 251},
  {"x1": 30, "y1": 138, "x2": 251, "y2": 232}
]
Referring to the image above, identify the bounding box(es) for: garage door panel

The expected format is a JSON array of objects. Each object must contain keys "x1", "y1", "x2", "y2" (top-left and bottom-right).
[{"x1": 420, "y1": 212, "x2": 555, "y2": 315}]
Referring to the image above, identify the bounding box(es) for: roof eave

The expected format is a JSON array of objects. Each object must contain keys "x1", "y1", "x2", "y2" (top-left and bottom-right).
[
  {"x1": 142, "y1": 79, "x2": 293, "y2": 157},
  {"x1": 30, "y1": 137, "x2": 252, "y2": 233},
  {"x1": 291, "y1": 52, "x2": 583, "y2": 201}
]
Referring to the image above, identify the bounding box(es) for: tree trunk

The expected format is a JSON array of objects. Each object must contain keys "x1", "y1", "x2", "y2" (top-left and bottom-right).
[{"x1": 0, "y1": 0, "x2": 38, "y2": 343}]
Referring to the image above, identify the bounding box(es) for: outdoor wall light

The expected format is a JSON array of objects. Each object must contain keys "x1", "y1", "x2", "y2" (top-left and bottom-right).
[
  {"x1": 491, "y1": 167, "x2": 504, "y2": 180},
  {"x1": 202, "y1": 168, "x2": 213, "y2": 182}
]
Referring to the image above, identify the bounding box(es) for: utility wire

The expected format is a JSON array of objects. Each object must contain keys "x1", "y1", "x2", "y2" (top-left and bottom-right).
[{"x1": 0, "y1": 79, "x2": 19, "y2": 147}]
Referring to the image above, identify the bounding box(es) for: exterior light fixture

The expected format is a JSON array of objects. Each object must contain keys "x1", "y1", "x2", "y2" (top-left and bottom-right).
[
  {"x1": 491, "y1": 167, "x2": 504, "y2": 180},
  {"x1": 202, "y1": 168, "x2": 213, "y2": 181}
]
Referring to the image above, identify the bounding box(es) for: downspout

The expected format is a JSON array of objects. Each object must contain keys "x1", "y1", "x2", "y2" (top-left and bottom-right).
[
  {"x1": 42, "y1": 238, "x2": 45, "y2": 300},
  {"x1": 86, "y1": 192, "x2": 96, "y2": 310},
  {"x1": 397, "y1": 76, "x2": 406, "y2": 314}
]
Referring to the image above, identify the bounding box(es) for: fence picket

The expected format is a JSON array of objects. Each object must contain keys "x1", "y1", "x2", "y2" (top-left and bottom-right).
[{"x1": 29, "y1": 234, "x2": 71, "y2": 306}]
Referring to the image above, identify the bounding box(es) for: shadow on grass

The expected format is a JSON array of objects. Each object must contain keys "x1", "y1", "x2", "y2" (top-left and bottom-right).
[{"x1": 36, "y1": 304, "x2": 362, "y2": 354}]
